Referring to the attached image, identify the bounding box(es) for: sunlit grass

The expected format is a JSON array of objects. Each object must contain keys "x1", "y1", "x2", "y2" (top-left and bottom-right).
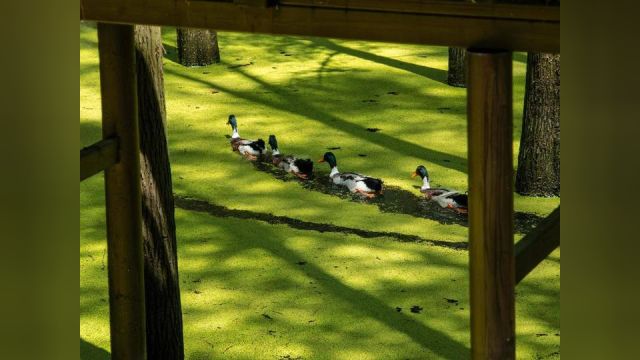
[{"x1": 81, "y1": 22, "x2": 559, "y2": 359}]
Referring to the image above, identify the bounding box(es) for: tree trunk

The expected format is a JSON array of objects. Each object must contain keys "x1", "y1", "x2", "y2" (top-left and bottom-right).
[
  {"x1": 176, "y1": 28, "x2": 220, "y2": 66},
  {"x1": 134, "y1": 25, "x2": 185, "y2": 359},
  {"x1": 515, "y1": 53, "x2": 560, "y2": 196},
  {"x1": 211, "y1": 31, "x2": 221, "y2": 63},
  {"x1": 447, "y1": 47, "x2": 467, "y2": 87}
]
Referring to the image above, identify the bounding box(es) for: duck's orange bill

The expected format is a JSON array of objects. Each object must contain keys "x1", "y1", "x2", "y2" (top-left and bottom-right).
[
  {"x1": 411, "y1": 171, "x2": 418, "y2": 178},
  {"x1": 318, "y1": 159, "x2": 325, "y2": 163}
]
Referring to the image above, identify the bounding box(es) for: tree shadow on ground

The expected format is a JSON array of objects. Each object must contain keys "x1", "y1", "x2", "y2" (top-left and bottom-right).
[
  {"x1": 178, "y1": 212, "x2": 471, "y2": 359},
  {"x1": 80, "y1": 338, "x2": 110, "y2": 360},
  {"x1": 80, "y1": 121, "x2": 103, "y2": 148},
  {"x1": 514, "y1": 52, "x2": 528, "y2": 64},
  {"x1": 260, "y1": 230, "x2": 470, "y2": 359},
  {"x1": 309, "y1": 38, "x2": 448, "y2": 85},
  {"x1": 174, "y1": 195, "x2": 468, "y2": 249},
  {"x1": 80, "y1": 37, "x2": 98, "y2": 50}
]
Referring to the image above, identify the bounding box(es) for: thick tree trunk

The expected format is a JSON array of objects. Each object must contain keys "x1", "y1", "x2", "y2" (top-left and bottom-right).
[
  {"x1": 176, "y1": 28, "x2": 220, "y2": 66},
  {"x1": 134, "y1": 25, "x2": 185, "y2": 359},
  {"x1": 515, "y1": 53, "x2": 560, "y2": 196},
  {"x1": 447, "y1": 47, "x2": 467, "y2": 87}
]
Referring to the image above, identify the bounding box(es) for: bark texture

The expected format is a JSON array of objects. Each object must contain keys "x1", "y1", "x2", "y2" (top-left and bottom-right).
[
  {"x1": 447, "y1": 47, "x2": 467, "y2": 87},
  {"x1": 176, "y1": 28, "x2": 220, "y2": 66},
  {"x1": 134, "y1": 25, "x2": 185, "y2": 359},
  {"x1": 515, "y1": 53, "x2": 560, "y2": 196}
]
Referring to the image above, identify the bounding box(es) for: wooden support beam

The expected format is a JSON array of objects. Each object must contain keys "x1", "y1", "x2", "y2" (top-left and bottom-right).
[
  {"x1": 233, "y1": 0, "x2": 278, "y2": 7},
  {"x1": 515, "y1": 206, "x2": 560, "y2": 284},
  {"x1": 279, "y1": 0, "x2": 559, "y2": 21},
  {"x1": 467, "y1": 49, "x2": 515, "y2": 359},
  {"x1": 80, "y1": 0, "x2": 559, "y2": 53},
  {"x1": 80, "y1": 137, "x2": 119, "y2": 181},
  {"x1": 98, "y1": 23, "x2": 147, "y2": 359}
]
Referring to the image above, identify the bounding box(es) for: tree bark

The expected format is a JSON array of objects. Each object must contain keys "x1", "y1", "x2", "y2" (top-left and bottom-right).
[
  {"x1": 515, "y1": 53, "x2": 560, "y2": 196},
  {"x1": 134, "y1": 25, "x2": 185, "y2": 359},
  {"x1": 176, "y1": 28, "x2": 220, "y2": 66},
  {"x1": 447, "y1": 47, "x2": 467, "y2": 87}
]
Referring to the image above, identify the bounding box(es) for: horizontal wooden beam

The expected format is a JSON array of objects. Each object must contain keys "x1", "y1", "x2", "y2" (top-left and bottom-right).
[
  {"x1": 233, "y1": 0, "x2": 278, "y2": 7},
  {"x1": 280, "y1": 0, "x2": 559, "y2": 21},
  {"x1": 80, "y1": 0, "x2": 559, "y2": 53},
  {"x1": 80, "y1": 137, "x2": 119, "y2": 181},
  {"x1": 515, "y1": 206, "x2": 560, "y2": 284}
]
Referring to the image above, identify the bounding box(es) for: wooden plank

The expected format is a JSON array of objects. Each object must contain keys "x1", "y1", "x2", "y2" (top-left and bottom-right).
[
  {"x1": 80, "y1": 137, "x2": 119, "y2": 181},
  {"x1": 467, "y1": 49, "x2": 515, "y2": 359},
  {"x1": 200, "y1": 0, "x2": 277, "y2": 7},
  {"x1": 80, "y1": 0, "x2": 559, "y2": 53},
  {"x1": 98, "y1": 23, "x2": 147, "y2": 359},
  {"x1": 515, "y1": 206, "x2": 560, "y2": 284},
  {"x1": 233, "y1": 0, "x2": 278, "y2": 7},
  {"x1": 279, "y1": 0, "x2": 559, "y2": 21}
]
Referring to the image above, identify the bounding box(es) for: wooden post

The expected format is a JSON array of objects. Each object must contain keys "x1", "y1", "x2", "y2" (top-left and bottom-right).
[
  {"x1": 467, "y1": 49, "x2": 515, "y2": 359},
  {"x1": 98, "y1": 23, "x2": 147, "y2": 359}
]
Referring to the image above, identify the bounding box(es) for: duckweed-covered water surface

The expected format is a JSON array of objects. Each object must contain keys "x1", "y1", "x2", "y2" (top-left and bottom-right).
[{"x1": 81, "y1": 23, "x2": 560, "y2": 359}]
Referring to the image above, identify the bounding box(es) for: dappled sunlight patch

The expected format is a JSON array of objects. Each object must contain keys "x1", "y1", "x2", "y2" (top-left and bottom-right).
[
  {"x1": 180, "y1": 242, "x2": 221, "y2": 257},
  {"x1": 280, "y1": 235, "x2": 318, "y2": 251},
  {"x1": 183, "y1": 303, "x2": 248, "y2": 330},
  {"x1": 221, "y1": 248, "x2": 286, "y2": 267},
  {"x1": 79, "y1": 286, "x2": 109, "y2": 310},
  {"x1": 79, "y1": 242, "x2": 107, "y2": 257},
  {"x1": 546, "y1": 251, "x2": 560, "y2": 264},
  {"x1": 328, "y1": 244, "x2": 422, "y2": 263},
  {"x1": 515, "y1": 193, "x2": 561, "y2": 216},
  {"x1": 332, "y1": 347, "x2": 394, "y2": 360},
  {"x1": 80, "y1": 320, "x2": 111, "y2": 352},
  {"x1": 79, "y1": 314, "x2": 110, "y2": 331},
  {"x1": 179, "y1": 257, "x2": 226, "y2": 272}
]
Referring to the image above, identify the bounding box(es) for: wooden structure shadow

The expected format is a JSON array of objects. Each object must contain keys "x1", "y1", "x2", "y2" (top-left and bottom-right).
[{"x1": 79, "y1": 0, "x2": 560, "y2": 358}]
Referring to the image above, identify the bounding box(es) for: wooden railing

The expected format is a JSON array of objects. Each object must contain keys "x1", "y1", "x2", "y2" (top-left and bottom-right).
[
  {"x1": 80, "y1": 137, "x2": 119, "y2": 181},
  {"x1": 80, "y1": 0, "x2": 559, "y2": 52}
]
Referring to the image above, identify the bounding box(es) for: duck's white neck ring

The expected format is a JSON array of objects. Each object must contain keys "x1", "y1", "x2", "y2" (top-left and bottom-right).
[
  {"x1": 272, "y1": 148, "x2": 280, "y2": 155},
  {"x1": 329, "y1": 167, "x2": 340, "y2": 177},
  {"x1": 231, "y1": 129, "x2": 240, "y2": 139},
  {"x1": 421, "y1": 177, "x2": 431, "y2": 191}
]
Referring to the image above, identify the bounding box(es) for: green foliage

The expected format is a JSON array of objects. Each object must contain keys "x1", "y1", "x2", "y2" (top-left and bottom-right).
[{"x1": 81, "y1": 23, "x2": 559, "y2": 359}]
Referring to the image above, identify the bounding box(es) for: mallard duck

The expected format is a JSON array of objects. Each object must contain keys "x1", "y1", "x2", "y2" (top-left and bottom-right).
[
  {"x1": 412, "y1": 165, "x2": 468, "y2": 214},
  {"x1": 268, "y1": 135, "x2": 314, "y2": 179},
  {"x1": 412, "y1": 165, "x2": 432, "y2": 194},
  {"x1": 227, "y1": 114, "x2": 265, "y2": 160},
  {"x1": 319, "y1": 152, "x2": 383, "y2": 198}
]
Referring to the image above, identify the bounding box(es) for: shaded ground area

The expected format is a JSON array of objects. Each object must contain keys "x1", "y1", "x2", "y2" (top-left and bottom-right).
[
  {"x1": 175, "y1": 195, "x2": 469, "y2": 249},
  {"x1": 80, "y1": 339, "x2": 109, "y2": 360}
]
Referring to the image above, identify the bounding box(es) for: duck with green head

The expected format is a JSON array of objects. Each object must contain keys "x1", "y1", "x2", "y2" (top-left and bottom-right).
[
  {"x1": 268, "y1": 135, "x2": 314, "y2": 179},
  {"x1": 412, "y1": 165, "x2": 468, "y2": 213},
  {"x1": 227, "y1": 114, "x2": 265, "y2": 160},
  {"x1": 319, "y1": 152, "x2": 383, "y2": 198}
]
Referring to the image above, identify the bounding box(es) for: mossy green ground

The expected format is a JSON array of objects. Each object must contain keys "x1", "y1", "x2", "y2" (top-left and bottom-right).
[{"x1": 81, "y1": 23, "x2": 560, "y2": 359}]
